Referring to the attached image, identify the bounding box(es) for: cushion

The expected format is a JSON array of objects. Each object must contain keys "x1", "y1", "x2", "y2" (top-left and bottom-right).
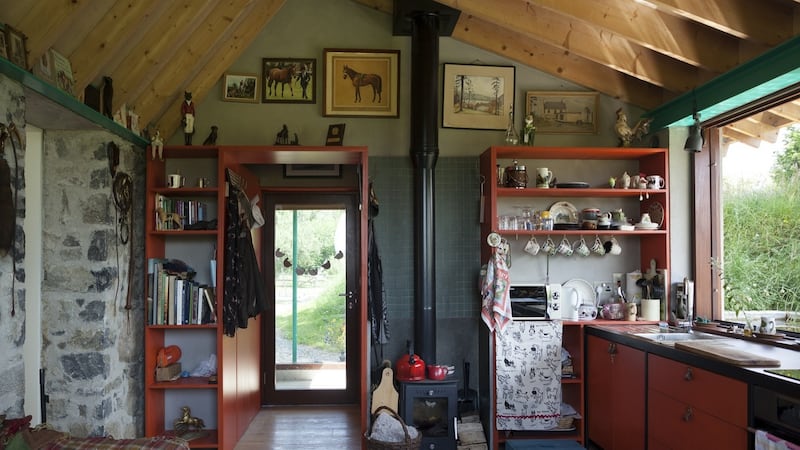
[{"x1": 0, "y1": 415, "x2": 33, "y2": 446}]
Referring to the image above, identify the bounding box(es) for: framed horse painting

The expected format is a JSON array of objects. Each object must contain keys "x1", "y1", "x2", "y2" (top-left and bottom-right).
[
  {"x1": 261, "y1": 58, "x2": 316, "y2": 103},
  {"x1": 323, "y1": 48, "x2": 400, "y2": 118},
  {"x1": 442, "y1": 63, "x2": 515, "y2": 130}
]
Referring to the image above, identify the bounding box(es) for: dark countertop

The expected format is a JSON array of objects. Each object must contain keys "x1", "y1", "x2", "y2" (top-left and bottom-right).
[{"x1": 585, "y1": 323, "x2": 800, "y2": 395}]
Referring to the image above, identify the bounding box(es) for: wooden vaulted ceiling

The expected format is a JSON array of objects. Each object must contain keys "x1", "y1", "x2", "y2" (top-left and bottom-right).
[{"x1": 2, "y1": 0, "x2": 799, "y2": 147}]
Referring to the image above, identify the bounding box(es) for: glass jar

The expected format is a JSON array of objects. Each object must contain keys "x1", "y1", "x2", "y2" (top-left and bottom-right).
[
  {"x1": 540, "y1": 210, "x2": 554, "y2": 231},
  {"x1": 505, "y1": 160, "x2": 528, "y2": 188}
]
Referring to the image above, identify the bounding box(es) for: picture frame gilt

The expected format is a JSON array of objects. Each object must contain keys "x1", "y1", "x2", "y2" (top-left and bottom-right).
[
  {"x1": 525, "y1": 91, "x2": 598, "y2": 134},
  {"x1": 222, "y1": 73, "x2": 259, "y2": 103},
  {"x1": 4, "y1": 25, "x2": 27, "y2": 69},
  {"x1": 261, "y1": 58, "x2": 315, "y2": 103},
  {"x1": 323, "y1": 48, "x2": 399, "y2": 117},
  {"x1": 442, "y1": 63, "x2": 515, "y2": 130}
]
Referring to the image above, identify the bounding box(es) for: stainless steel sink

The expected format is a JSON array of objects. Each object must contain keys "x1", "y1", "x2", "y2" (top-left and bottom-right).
[{"x1": 633, "y1": 331, "x2": 723, "y2": 344}]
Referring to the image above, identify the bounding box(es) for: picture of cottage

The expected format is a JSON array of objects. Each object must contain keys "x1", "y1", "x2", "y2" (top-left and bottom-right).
[{"x1": 526, "y1": 91, "x2": 598, "y2": 134}]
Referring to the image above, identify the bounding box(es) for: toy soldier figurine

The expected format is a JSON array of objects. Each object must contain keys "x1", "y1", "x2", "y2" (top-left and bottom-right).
[{"x1": 181, "y1": 91, "x2": 195, "y2": 145}]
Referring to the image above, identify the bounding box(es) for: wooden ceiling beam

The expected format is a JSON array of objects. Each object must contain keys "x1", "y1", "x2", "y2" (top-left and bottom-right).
[
  {"x1": 128, "y1": 0, "x2": 256, "y2": 121},
  {"x1": 765, "y1": 100, "x2": 800, "y2": 123},
  {"x1": 451, "y1": 13, "x2": 669, "y2": 110},
  {"x1": 70, "y1": 1, "x2": 170, "y2": 92},
  {"x1": 1, "y1": 1, "x2": 38, "y2": 29},
  {"x1": 528, "y1": 0, "x2": 759, "y2": 74},
  {"x1": 150, "y1": 0, "x2": 287, "y2": 138},
  {"x1": 722, "y1": 127, "x2": 764, "y2": 148},
  {"x1": 437, "y1": 0, "x2": 713, "y2": 93},
  {"x1": 648, "y1": 0, "x2": 796, "y2": 45},
  {"x1": 726, "y1": 118, "x2": 780, "y2": 142}
]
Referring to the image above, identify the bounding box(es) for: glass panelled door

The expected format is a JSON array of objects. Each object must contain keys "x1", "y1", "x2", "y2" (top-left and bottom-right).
[{"x1": 262, "y1": 193, "x2": 359, "y2": 405}]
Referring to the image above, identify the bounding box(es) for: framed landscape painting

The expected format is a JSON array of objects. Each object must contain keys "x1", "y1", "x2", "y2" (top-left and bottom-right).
[
  {"x1": 222, "y1": 73, "x2": 258, "y2": 103},
  {"x1": 525, "y1": 91, "x2": 598, "y2": 134},
  {"x1": 323, "y1": 48, "x2": 400, "y2": 117},
  {"x1": 261, "y1": 58, "x2": 315, "y2": 103},
  {"x1": 442, "y1": 63, "x2": 515, "y2": 130}
]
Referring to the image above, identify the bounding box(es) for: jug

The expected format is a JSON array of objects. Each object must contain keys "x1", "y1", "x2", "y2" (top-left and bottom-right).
[{"x1": 562, "y1": 286, "x2": 580, "y2": 320}]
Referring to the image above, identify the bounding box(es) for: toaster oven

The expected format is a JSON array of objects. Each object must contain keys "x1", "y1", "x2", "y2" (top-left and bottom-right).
[{"x1": 509, "y1": 283, "x2": 562, "y2": 320}]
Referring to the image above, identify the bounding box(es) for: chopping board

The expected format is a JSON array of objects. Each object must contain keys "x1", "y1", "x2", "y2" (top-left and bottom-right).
[
  {"x1": 674, "y1": 340, "x2": 781, "y2": 367},
  {"x1": 371, "y1": 367, "x2": 399, "y2": 414}
]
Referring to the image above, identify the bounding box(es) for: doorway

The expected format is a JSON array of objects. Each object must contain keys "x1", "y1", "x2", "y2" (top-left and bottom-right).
[{"x1": 262, "y1": 192, "x2": 360, "y2": 405}]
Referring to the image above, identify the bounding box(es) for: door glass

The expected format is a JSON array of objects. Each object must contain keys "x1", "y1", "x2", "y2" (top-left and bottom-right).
[{"x1": 273, "y1": 206, "x2": 347, "y2": 390}]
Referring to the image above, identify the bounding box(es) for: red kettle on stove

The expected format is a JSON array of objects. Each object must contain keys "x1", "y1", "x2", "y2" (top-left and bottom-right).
[{"x1": 395, "y1": 340, "x2": 426, "y2": 381}]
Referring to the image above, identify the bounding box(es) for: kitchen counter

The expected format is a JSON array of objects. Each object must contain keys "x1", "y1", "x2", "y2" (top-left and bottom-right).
[{"x1": 585, "y1": 324, "x2": 800, "y2": 394}]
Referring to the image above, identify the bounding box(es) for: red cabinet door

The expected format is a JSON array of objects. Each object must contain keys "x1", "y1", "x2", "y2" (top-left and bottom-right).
[{"x1": 587, "y1": 335, "x2": 645, "y2": 450}]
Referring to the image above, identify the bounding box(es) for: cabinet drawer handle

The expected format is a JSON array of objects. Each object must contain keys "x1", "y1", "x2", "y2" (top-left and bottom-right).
[
  {"x1": 684, "y1": 367, "x2": 693, "y2": 381},
  {"x1": 608, "y1": 343, "x2": 617, "y2": 355},
  {"x1": 683, "y1": 406, "x2": 693, "y2": 422}
]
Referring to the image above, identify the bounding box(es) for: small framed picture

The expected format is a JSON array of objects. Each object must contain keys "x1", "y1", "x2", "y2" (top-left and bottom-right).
[
  {"x1": 222, "y1": 73, "x2": 259, "y2": 103},
  {"x1": 261, "y1": 58, "x2": 315, "y2": 103},
  {"x1": 284, "y1": 164, "x2": 342, "y2": 178},
  {"x1": 326, "y1": 123, "x2": 346, "y2": 146},
  {"x1": 33, "y1": 48, "x2": 54, "y2": 82},
  {"x1": 442, "y1": 63, "x2": 515, "y2": 130},
  {"x1": 323, "y1": 48, "x2": 400, "y2": 117},
  {"x1": 0, "y1": 27, "x2": 8, "y2": 60},
  {"x1": 525, "y1": 91, "x2": 598, "y2": 134},
  {"x1": 50, "y1": 49, "x2": 75, "y2": 95},
  {"x1": 4, "y1": 25, "x2": 28, "y2": 69}
]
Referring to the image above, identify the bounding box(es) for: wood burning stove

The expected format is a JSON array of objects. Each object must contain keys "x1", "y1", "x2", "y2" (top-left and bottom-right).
[{"x1": 399, "y1": 379, "x2": 457, "y2": 450}]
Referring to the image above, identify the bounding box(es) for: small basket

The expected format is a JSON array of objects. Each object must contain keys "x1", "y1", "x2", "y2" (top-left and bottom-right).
[
  {"x1": 365, "y1": 406, "x2": 422, "y2": 450},
  {"x1": 557, "y1": 416, "x2": 575, "y2": 429}
]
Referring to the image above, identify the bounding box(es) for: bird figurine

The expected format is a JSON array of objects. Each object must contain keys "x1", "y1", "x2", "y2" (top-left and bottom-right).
[
  {"x1": 275, "y1": 248, "x2": 285, "y2": 258},
  {"x1": 614, "y1": 108, "x2": 653, "y2": 147},
  {"x1": 203, "y1": 125, "x2": 218, "y2": 145},
  {"x1": 283, "y1": 257, "x2": 292, "y2": 267}
]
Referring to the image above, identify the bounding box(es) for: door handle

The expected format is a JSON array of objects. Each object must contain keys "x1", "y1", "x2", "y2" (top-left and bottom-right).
[{"x1": 339, "y1": 291, "x2": 356, "y2": 309}]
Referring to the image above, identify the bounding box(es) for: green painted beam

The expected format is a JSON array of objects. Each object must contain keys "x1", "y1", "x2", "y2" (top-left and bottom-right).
[
  {"x1": 0, "y1": 57, "x2": 149, "y2": 148},
  {"x1": 644, "y1": 35, "x2": 800, "y2": 130}
]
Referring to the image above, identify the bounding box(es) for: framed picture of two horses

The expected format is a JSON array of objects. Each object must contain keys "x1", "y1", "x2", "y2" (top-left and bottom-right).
[
  {"x1": 261, "y1": 58, "x2": 316, "y2": 103},
  {"x1": 323, "y1": 48, "x2": 400, "y2": 118}
]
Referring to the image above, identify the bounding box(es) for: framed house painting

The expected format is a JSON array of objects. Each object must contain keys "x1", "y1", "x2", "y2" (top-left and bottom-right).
[
  {"x1": 261, "y1": 58, "x2": 315, "y2": 103},
  {"x1": 222, "y1": 73, "x2": 259, "y2": 103},
  {"x1": 442, "y1": 63, "x2": 515, "y2": 130},
  {"x1": 284, "y1": 164, "x2": 341, "y2": 178},
  {"x1": 525, "y1": 91, "x2": 598, "y2": 134},
  {"x1": 323, "y1": 48, "x2": 400, "y2": 117},
  {"x1": 4, "y1": 26, "x2": 27, "y2": 69}
]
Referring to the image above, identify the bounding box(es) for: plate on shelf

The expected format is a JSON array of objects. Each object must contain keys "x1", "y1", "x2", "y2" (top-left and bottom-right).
[
  {"x1": 562, "y1": 278, "x2": 596, "y2": 308},
  {"x1": 648, "y1": 201, "x2": 665, "y2": 227},
  {"x1": 549, "y1": 201, "x2": 579, "y2": 224},
  {"x1": 556, "y1": 182, "x2": 590, "y2": 189}
]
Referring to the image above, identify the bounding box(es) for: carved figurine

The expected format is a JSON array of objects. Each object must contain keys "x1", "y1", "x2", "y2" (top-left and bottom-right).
[
  {"x1": 614, "y1": 108, "x2": 653, "y2": 147},
  {"x1": 203, "y1": 125, "x2": 218, "y2": 145},
  {"x1": 151, "y1": 130, "x2": 164, "y2": 161},
  {"x1": 174, "y1": 406, "x2": 205, "y2": 432},
  {"x1": 181, "y1": 91, "x2": 195, "y2": 145}
]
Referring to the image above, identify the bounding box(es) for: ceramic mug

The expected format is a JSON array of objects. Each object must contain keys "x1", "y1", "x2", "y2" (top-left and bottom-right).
[
  {"x1": 591, "y1": 235, "x2": 606, "y2": 256},
  {"x1": 647, "y1": 175, "x2": 665, "y2": 189},
  {"x1": 541, "y1": 237, "x2": 557, "y2": 255},
  {"x1": 167, "y1": 173, "x2": 185, "y2": 188},
  {"x1": 640, "y1": 213, "x2": 652, "y2": 224},
  {"x1": 760, "y1": 316, "x2": 776, "y2": 335},
  {"x1": 536, "y1": 167, "x2": 553, "y2": 188},
  {"x1": 625, "y1": 302, "x2": 638, "y2": 321},
  {"x1": 524, "y1": 236, "x2": 540, "y2": 256},
  {"x1": 604, "y1": 236, "x2": 622, "y2": 255},
  {"x1": 573, "y1": 237, "x2": 590, "y2": 257},
  {"x1": 557, "y1": 236, "x2": 574, "y2": 256}
]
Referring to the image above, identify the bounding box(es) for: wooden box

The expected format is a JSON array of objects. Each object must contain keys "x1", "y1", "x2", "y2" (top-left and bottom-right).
[{"x1": 155, "y1": 363, "x2": 181, "y2": 382}]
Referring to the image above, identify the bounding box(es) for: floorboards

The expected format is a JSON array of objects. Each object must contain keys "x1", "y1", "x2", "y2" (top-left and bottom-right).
[{"x1": 234, "y1": 404, "x2": 362, "y2": 449}]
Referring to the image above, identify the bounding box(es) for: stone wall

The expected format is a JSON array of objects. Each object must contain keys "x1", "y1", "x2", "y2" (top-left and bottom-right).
[
  {"x1": 0, "y1": 74, "x2": 146, "y2": 437},
  {"x1": 0, "y1": 74, "x2": 27, "y2": 417},
  {"x1": 40, "y1": 130, "x2": 145, "y2": 437}
]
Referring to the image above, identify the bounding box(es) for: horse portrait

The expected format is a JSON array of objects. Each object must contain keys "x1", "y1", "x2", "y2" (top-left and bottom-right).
[
  {"x1": 342, "y1": 64, "x2": 382, "y2": 103},
  {"x1": 267, "y1": 63, "x2": 298, "y2": 97}
]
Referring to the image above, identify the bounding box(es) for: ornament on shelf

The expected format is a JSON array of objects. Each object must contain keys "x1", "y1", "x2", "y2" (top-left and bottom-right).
[
  {"x1": 521, "y1": 114, "x2": 536, "y2": 146},
  {"x1": 504, "y1": 104, "x2": 519, "y2": 145},
  {"x1": 174, "y1": 406, "x2": 205, "y2": 432}
]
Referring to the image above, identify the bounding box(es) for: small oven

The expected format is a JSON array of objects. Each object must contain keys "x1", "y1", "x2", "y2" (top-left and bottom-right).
[{"x1": 509, "y1": 283, "x2": 562, "y2": 320}]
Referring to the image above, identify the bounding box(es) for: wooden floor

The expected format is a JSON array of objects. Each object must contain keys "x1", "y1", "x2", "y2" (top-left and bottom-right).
[{"x1": 234, "y1": 404, "x2": 362, "y2": 449}]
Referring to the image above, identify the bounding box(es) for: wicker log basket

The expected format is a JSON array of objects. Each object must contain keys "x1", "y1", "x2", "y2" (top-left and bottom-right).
[{"x1": 365, "y1": 406, "x2": 422, "y2": 450}]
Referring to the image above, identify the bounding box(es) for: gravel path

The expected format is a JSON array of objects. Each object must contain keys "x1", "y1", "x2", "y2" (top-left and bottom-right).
[{"x1": 274, "y1": 332, "x2": 344, "y2": 363}]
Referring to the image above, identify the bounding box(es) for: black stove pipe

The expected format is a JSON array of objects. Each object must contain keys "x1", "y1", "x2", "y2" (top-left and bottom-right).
[{"x1": 409, "y1": 12, "x2": 440, "y2": 365}]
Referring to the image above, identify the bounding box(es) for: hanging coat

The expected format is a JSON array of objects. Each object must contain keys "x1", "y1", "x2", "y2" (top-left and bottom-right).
[{"x1": 367, "y1": 182, "x2": 389, "y2": 345}]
